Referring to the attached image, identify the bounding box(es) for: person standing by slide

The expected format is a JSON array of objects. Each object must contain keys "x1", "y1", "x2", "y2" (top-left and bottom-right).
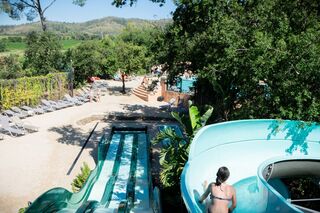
[{"x1": 199, "y1": 167, "x2": 237, "y2": 213}]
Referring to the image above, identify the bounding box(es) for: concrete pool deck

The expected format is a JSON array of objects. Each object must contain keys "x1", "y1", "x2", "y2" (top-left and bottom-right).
[{"x1": 0, "y1": 77, "x2": 173, "y2": 213}]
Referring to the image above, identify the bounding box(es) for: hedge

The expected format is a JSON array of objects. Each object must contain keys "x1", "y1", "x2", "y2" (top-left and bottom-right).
[{"x1": 0, "y1": 73, "x2": 68, "y2": 110}]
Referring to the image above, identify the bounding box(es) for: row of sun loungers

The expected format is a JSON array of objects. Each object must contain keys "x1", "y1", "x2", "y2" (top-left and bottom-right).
[
  {"x1": 0, "y1": 87, "x2": 98, "y2": 137},
  {"x1": 0, "y1": 115, "x2": 35, "y2": 137},
  {"x1": 0, "y1": 83, "x2": 107, "y2": 138}
]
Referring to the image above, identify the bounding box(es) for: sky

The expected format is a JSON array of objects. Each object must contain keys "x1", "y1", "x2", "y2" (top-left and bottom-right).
[{"x1": 0, "y1": 0, "x2": 177, "y2": 26}]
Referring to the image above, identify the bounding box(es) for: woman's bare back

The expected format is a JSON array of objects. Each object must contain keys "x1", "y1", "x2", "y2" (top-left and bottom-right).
[{"x1": 208, "y1": 183, "x2": 235, "y2": 213}]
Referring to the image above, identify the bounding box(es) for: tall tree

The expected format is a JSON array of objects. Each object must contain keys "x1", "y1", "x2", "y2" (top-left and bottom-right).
[
  {"x1": 70, "y1": 40, "x2": 105, "y2": 86},
  {"x1": 158, "y1": 0, "x2": 320, "y2": 122},
  {"x1": 24, "y1": 31, "x2": 63, "y2": 74},
  {"x1": 0, "y1": 0, "x2": 83, "y2": 31},
  {"x1": 104, "y1": 38, "x2": 149, "y2": 93}
]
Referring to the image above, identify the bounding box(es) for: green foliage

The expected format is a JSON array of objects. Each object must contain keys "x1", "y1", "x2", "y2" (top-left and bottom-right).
[
  {"x1": 0, "y1": 40, "x2": 6, "y2": 52},
  {"x1": 18, "y1": 207, "x2": 27, "y2": 213},
  {"x1": 71, "y1": 162, "x2": 91, "y2": 192},
  {"x1": 24, "y1": 32, "x2": 63, "y2": 75},
  {"x1": 171, "y1": 101, "x2": 213, "y2": 138},
  {"x1": 70, "y1": 40, "x2": 105, "y2": 86},
  {"x1": 61, "y1": 39, "x2": 82, "y2": 50},
  {"x1": 153, "y1": 102, "x2": 212, "y2": 187},
  {"x1": 152, "y1": 128, "x2": 188, "y2": 187},
  {"x1": 283, "y1": 177, "x2": 320, "y2": 210},
  {"x1": 74, "y1": 0, "x2": 166, "y2": 8},
  {"x1": 5, "y1": 41, "x2": 26, "y2": 51},
  {"x1": 0, "y1": 73, "x2": 67, "y2": 110},
  {"x1": 102, "y1": 34, "x2": 149, "y2": 75},
  {"x1": 0, "y1": 54, "x2": 23, "y2": 79},
  {"x1": 158, "y1": 0, "x2": 320, "y2": 122}
]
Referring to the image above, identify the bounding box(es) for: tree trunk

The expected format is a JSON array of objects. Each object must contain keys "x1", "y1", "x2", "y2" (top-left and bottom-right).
[
  {"x1": 36, "y1": 0, "x2": 46, "y2": 31},
  {"x1": 122, "y1": 78, "x2": 126, "y2": 94},
  {"x1": 121, "y1": 73, "x2": 126, "y2": 94},
  {"x1": 39, "y1": 13, "x2": 47, "y2": 31}
]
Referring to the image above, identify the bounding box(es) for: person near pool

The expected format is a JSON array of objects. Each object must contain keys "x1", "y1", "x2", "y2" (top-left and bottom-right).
[{"x1": 199, "y1": 166, "x2": 237, "y2": 213}]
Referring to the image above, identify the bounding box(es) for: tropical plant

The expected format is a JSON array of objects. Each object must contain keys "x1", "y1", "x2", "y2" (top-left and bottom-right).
[
  {"x1": 171, "y1": 101, "x2": 213, "y2": 139},
  {"x1": 152, "y1": 101, "x2": 213, "y2": 187},
  {"x1": 71, "y1": 162, "x2": 91, "y2": 192},
  {"x1": 153, "y1": 127, "x2": 188, "y2": 187}
]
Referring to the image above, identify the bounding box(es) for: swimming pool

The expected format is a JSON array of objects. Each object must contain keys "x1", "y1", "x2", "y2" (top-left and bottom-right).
[{"x1": 176, "y1": 77, "x2": 197, "y2": 93}]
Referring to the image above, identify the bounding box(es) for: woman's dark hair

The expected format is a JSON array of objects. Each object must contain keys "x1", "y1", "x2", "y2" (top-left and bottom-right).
[{"x1": 216, "y1": 167, "x2": 230, "y2": 186}]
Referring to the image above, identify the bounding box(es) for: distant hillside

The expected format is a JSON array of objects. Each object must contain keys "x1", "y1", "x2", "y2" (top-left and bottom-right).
[{"x1": 0, "y1": 17, "x2": 171, "y2": 37}]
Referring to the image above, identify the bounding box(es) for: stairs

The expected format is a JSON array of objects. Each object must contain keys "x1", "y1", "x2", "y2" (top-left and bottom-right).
[{"x1": 132, "y1": 85, "x2": 149, "y2": 101}]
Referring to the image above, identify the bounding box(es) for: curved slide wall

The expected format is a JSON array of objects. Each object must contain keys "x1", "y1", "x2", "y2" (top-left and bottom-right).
[{"x1": 181, "y1": 119, "x2": 320, "y2": 213}]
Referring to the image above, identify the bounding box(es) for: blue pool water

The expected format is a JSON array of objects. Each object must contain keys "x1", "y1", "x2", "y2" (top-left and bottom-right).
[
  {"x1": 177, "y1": 77, "x2": 197, "y2": 93},
  {"x1": 181, "y1": 119, "x2": 320, "y2": 213}
]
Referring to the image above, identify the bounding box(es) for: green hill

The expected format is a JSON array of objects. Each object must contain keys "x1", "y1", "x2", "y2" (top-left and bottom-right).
[{"x1": 0, "y1": 17, "x2": 171, "y2": 37}]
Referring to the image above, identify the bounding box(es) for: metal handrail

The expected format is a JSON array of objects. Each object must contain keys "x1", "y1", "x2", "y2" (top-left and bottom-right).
[{"x1": 289, "y1": 198, "x2": 320, "y2": 202}]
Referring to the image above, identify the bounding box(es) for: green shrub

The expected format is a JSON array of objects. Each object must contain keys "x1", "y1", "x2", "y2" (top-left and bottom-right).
[
  {"x1": 0, "y1": 54, "x2": 23, "y2": 79},
  {"x1": 0, "y1": 40, "x2": 6, "y2": 52},
  {"x1": 18, "y1": 207, "x2": 27, "y2": 213},
  {"x1": 0, "y1": 72, "x2": 67, "y2": 109},
  {"x1": 71, "y1": 162, "x2": 91, "y2": 192}
]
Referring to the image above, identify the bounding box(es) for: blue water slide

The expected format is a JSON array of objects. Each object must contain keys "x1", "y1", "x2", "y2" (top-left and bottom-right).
[
  {"x1": 25, "y1": 128, "x2": 160, "y2": 213},
  {"x1": 181, "y1": 119, "x2": 320, "y2": 213}
]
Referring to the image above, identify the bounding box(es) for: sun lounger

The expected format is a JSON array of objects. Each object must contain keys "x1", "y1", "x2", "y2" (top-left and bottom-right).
[
  {"x1": 0, "y1": 115, "x2": 25, "y2": 137},
  {"x1": 77, "y1": 89, "x2": 91, "y2": 102},
  {"x1": 41, "y1": 99, "x2": 63, "y2": 110},
  {"x1": 11, "y1": 106, "x2": 34, "y2": 117},
  {"x1": 54, "y1": 99, "x2": 74, "y2": 108},
  {"x1": 64, "y1": 94, "x2": 84, "y2": 105},
  {"x1": 39, "y1": 104, "x2": 55, "y2": 112},
  {"x1": 21, "y1": 106, "x2": 45, "y2": 115},
  {"x1": 9, "y1": 116, "x2": 39, "y2": 132},
  {"x1": 3, "y1": 109, "x2": 28, "y2": 119},
  {"x1": 93, "y1": 81, "x2": 108, "y2": 92},
  {"x1": 159, "y1": 98, "x2": 176, "y2": 111}
]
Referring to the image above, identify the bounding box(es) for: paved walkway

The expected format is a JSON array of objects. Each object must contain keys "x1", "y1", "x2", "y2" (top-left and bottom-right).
[{"x1": 0, "y1": 78, "x2": 170, "y2": 213}]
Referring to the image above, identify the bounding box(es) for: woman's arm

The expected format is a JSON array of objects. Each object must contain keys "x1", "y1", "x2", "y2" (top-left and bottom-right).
[
  {"x1": 199, "y1": 183, "x2": 211, "y2": 203},
  {"x1": 229, "y1": 186, "x2": 237, "y2": 212}
]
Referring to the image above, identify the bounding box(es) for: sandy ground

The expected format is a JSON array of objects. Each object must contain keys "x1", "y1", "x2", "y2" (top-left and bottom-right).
[{"x1": 0, "y1": 77, "x2": 175, "y2": 213}]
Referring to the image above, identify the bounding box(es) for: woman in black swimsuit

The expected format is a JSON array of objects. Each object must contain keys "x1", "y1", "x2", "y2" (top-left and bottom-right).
[{"x1": 199, "y1": 167, "x2": 237, "y2": 213}]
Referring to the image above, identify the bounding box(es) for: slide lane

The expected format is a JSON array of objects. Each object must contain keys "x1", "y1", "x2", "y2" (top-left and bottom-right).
[
  {"x1": 87, "y1": 133, "x2": 121, "y2": 201},
  {"x1": 132, "y1": 133, "x2": 150, "y2": 211},
  {"x1": 181, "y1": 119, "x2": 320, "y2": 213},
  {"x1": 107, "y1": 133, "x2": 134, "y2": 209},
  {"x1": 26, "y1": 129, "x2": 153, "y2": 213}
]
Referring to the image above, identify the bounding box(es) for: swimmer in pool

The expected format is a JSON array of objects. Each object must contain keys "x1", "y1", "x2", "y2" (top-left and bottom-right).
[{"x1": 199, "y1": 166, "x2": 237, "y2": 213}]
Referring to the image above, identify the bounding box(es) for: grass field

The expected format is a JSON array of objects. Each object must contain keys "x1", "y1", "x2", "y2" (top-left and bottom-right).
[
  {"x1": 1, "y1": 39, "x2": 83, "y2": 55},
  {"x1": 61, "y1": 39, "x2": 83, "y2": 50},
  {"x1": 6, "y1": 42, "x2": 26, "y2": 50}
]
